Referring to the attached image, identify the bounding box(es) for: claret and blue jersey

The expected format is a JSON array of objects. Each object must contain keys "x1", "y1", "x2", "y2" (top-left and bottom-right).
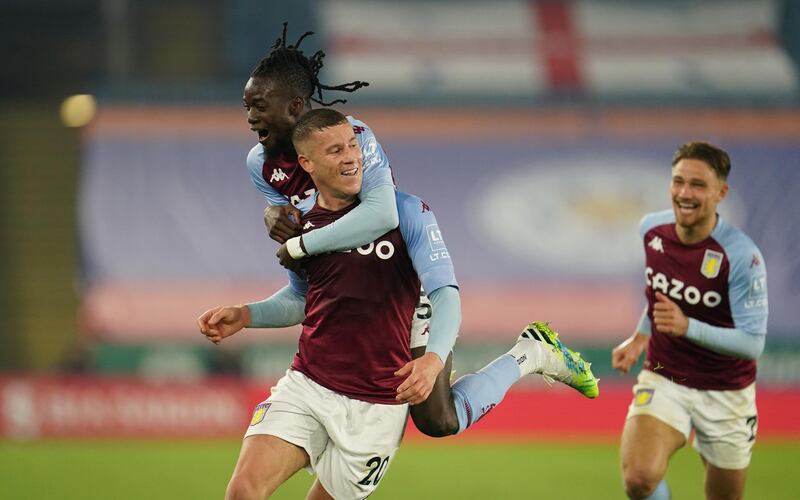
[
  {"x1": 246, "y1": 116, "x2": 394, "y2": 206},
  {"x1": 244, "y1": 115, "x2": 458, "y2": 403},
  {"x1": 286, "y1": 191, "x2": 458, "y2": 404},
  {"x1": 639, "y1": 210, "x2": 768, "y2": 390}
]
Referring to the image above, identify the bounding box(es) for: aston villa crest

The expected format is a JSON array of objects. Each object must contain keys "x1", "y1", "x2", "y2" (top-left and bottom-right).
[
  {"x1": 701, "y1": 249, "x2": 724, "y2": 279},
  {"x1": 250, "y1": 403, "x2": 271, "y2": 426}
]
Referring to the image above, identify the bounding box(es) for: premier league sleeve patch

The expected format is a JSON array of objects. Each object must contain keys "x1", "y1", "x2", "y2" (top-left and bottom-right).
[
  {"x1": 634, "y1": 388, "x2": 655, "y2": 407},
  {"x1": 250, "y1": 403, "x2": 271, "y2": 426}
]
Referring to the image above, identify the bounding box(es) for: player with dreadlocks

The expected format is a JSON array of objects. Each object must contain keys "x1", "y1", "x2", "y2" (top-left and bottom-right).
[
  {"x1": 243, "y1": 23, "x2": 390, "y2": 263},
  {"x1": 211, "y1": 23, "x2": 599, "y2": 499}
]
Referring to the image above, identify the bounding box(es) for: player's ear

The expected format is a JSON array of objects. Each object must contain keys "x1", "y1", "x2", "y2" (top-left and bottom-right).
[
  {"x1": 288, "y1": 96, "x2": 306, "y2": 117},
  {"x1": 718, "y1": 181, "x2": 729, "y2": 202},
  {"x1": 297, "y1": 153, "x2": 313, "y2": 174}
]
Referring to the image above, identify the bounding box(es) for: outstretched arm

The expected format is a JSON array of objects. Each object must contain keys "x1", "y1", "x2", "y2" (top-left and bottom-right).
[
  {"x1": 197, "y1": 272, "x2": 308, "y2": 344},
  {"x1": 197, "y1": 304, "x2": 252, "y2": 345},
  {"x1": 246, "y1": 283, "x2": 307, "y2": 328}
]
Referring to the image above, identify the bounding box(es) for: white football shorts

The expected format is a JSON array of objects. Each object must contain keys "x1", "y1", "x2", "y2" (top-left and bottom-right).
[
  {"x1": 626, "y1": 369, "x2": 757, "y2": 469},
  {"x1": 245, "y1": 369, "x2": 408, "y2": 499},
  {"x1": 409, "y1": 291, "x2": 431, "y2": 349}
]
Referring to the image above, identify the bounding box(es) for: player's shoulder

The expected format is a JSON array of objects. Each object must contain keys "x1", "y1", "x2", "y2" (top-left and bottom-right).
[
  {"x1": 712, "y1": 217, "x2": 763, "y2": 266},
  {"x1": 347, "y1": 115, "x2": 374, "y2": 140},
  {"x1": 395, "y1": 190, "x2": 430, "y2": 216},
  {"x1": 347, "y1": 115, "x2": 369, "y2": 130},
  {"x1": 639, "y1": 209, "x2": 675, "y2": 237},
  {"x1": 246, "y1": 144, "x2": 265, "y2": 171}
]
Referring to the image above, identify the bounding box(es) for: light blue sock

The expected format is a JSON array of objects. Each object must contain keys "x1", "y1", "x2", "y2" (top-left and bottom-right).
[
  {"x1": 643, "y1": 480, "x2": 670, "y2": 500},
  {"x1": 451, "y1": 354, "x2": 521, "y2": 434}
]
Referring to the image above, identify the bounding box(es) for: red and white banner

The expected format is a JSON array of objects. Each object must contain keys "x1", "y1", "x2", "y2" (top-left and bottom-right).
[
  {"x1": 0, "y1": 376, "x2": 266, "y2": 439},
  {"x1": 2, "y1": 377, "x2": 798, "y2": 440}
]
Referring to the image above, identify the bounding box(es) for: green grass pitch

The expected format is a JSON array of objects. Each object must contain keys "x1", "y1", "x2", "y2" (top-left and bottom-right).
[{"x1": 1, "y1": 439, "x2": 797, "y2": 499}]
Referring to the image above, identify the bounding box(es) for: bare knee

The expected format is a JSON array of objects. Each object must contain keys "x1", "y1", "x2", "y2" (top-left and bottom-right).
[
  {"x1": 622, "y1": 465, "x2": 662, "y2": 500},
  {"x1": 411, "y1": 410, "x2": 459, "y2": 437},
  {"x1": 409, "y1": 392, "x2": 460, "y2": 437},
  {"x1": 619, "y1": 415, "x2": 684, "y2": 499},
  {"x1": 226, "y1": 473, "x2": 268, "y2": 500}
]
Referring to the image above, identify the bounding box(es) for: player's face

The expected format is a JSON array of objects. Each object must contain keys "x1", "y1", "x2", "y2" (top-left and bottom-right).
[
  {"x1": 301, "y1": 123, "x2": 363, "y2": 203},
  {"x1": 670, "y1": 158, "x2": 728, "y2": 231},
  {"x1": 243, "y1": 77, "x2": 304, "y2": 156}
]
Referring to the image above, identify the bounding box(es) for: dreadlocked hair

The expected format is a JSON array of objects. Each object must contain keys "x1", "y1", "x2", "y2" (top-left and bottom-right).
[{"x1": 250, "y1": 22, "x2": 369, "y2": 106}]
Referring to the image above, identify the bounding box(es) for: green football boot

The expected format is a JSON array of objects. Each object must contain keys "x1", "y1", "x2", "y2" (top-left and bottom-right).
[{"x1": 509, "y1": 321, "x2": 599, "y2": 399}]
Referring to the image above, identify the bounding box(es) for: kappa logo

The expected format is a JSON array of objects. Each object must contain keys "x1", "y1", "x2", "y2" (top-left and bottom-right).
[
  {"x1": 303, "y1": 221, "x2": 315, "y2": 230},
  {"x1": 648, "y1": 236, "x2": 664, "y2": 253},
  {"x1": 250, "y1": 403, "x2": 271, "y2": 426},
  {"x1": 701, "y1": 249, "x2": 724, "y2": 279},
  {"x1": 751, "y1": 253, "x2": 761, "y2": 268},
  {"x1": 270, "y1": 168, "x2": 288, "y2": 183}
]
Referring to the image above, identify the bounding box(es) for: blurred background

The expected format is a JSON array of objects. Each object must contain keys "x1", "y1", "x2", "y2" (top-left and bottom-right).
[{"x1": 1, "y1": 1, "x2": 799, "y2": 498}]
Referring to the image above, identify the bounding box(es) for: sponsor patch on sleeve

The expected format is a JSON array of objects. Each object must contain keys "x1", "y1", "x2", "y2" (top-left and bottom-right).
[
  {"x1": 748, "y1": 275, "x2": 767, "y2": 299},
  {"x1": 744, "y1": 274, "x2": 768, "y2": 309},
  {"x1": 426, "y1": 224, "x2": 445, "y2": 251}
]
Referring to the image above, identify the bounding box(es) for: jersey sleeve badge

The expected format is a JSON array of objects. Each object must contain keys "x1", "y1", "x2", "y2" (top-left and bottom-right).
[
  {"x1": 426, "y1": 224, "x2": 445, "y2": 252},
  {"x1": 249, "y1": 403, "x2": 271, "y2": 426},
  {"x1": 634, "y1": 388, "x2": 654, "y2": 407}
]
